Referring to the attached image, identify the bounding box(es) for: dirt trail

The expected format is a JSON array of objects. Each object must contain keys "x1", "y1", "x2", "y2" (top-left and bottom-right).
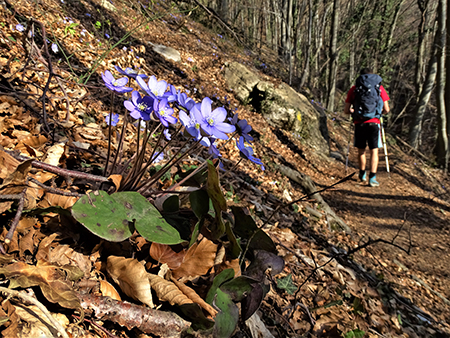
[{"x1": 321, "y1": 135, "x2": 450, "y2": 326}]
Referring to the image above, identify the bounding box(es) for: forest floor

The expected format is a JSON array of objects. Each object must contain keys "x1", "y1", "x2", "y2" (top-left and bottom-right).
[{"x1": 1, "y1": 0, "x2": 450, "y2": 337}]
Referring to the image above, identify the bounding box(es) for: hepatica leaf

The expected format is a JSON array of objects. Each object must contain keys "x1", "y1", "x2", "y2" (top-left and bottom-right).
[
  {"x1": 71, "y1": 190, "x2": 133, "y2": 242},
  {"x1": 72, "y1": 191, "x2": 184, "y2": 244}
]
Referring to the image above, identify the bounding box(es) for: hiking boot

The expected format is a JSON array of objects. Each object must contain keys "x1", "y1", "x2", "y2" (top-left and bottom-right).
[
  {"x1": 369, "y1": 177, "x2": 380, "y2": 187},
  {"x1": 359, "y1": 171, "x2": 367, "y2": 182}
]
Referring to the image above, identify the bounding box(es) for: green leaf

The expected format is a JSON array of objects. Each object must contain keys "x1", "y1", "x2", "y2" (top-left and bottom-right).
[
  {"x1": 189, "y1": 217, "x2": 204, "y2": 248},
  {"x1": 344, "y1": 329, "x2": 365, "y2": 338},
  {"x1": 189, "y1": 189, "x2": 210, "y2": 219},
  {"x1": 276, "y1": 274, "x2": 297, "y2": 295},
  {"x1": 115, "y1": 192, "x2": 184, "y2": 245},
  {"x1": 213, "y1": 289, "x2": 239, "y2": 338},
  {"x1": 205, "y1": 269, "x2": 235, "y2": 304},
  {"x1": 71, "y1": 190, "x2": 134, "y2": 242},
  {"x1": 220, "y1": 276, "x2": 255, "y2": 302},
  {"x1": 206, "y1": 160, "x2": 227, "y2": 212},
  {"x1": 179, "y1": 303, "x2": 215, "y2": 331},
  {"x1": 72, "y1": 191, "x2": 184, "y2": 244}
]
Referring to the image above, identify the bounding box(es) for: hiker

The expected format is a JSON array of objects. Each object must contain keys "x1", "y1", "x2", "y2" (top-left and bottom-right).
[{"x1": 344, "y1": 68, "x2": 390, "y2": 187}]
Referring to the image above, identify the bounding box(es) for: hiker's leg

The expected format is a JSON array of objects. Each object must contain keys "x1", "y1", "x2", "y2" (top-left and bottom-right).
[
  {"x1": 369, "y1": 148, "x2": 379, "y2": 174},
  {"x1": 358, "y1": 148, "x2": 366, "y2": 170}
]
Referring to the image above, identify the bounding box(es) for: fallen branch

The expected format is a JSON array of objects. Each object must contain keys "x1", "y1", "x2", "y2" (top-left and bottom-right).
[
  {"x1": 273, "y1": 165, "x2": 353, "y2": 233},
  {"x1": 0, "y1": 286, "x2": 70, "y2": 338},
  {"x1": 5, "y1": 149, "x2": 109, "y2": 183},
  {"x1": 78, "y1": 293, "x2": 190, "y2": 338}
]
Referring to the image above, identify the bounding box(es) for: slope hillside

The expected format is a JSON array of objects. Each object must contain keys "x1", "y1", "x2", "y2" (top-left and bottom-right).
[{"x1": 0, "y1": 0, "x2": 449, "y2": 337}]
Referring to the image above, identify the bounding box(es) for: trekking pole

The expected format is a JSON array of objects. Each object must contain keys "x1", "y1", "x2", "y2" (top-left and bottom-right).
[
  {"x1": 345, "y1": 120, "x2": 353, "y2": 174},
  {"x1": 380, "y1": 117, "x2": 390, "y2": 176}
]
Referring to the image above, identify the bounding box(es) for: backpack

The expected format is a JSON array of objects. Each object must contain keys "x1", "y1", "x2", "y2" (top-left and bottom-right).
[{"x1": 352, "y1": 74, "x2": 383, "y2": 122}]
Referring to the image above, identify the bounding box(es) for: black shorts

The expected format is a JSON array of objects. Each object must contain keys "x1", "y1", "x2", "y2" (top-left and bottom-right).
[{"x1": 354, "y1": 123, "x2": 382, "y2": 150}]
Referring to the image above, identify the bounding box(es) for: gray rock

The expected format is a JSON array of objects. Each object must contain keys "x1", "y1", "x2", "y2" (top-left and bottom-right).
[
  {"x1": 223, "y1": 62, "x2": 330, "y2": 155},
  {"x1": 330, "y1": 151, "x2": 345, "y2": 162},
  {"x1": 148, "y1": 42, "x2": 181, "y2": 63}
]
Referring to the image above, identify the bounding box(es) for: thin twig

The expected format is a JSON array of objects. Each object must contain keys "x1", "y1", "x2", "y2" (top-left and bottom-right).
[
  {"x1": 27, "y1": 177, "x2": 83, "y2": 197},
  {"x1": 5, "y1": 150, "x2": 109, "y2": 183},
  {"x1": 0, "y1": 286, "x2": 70, "y2": 338},
  {"x1": 5, "y1": 189, "x2": 26, "y2": 244},
  {"x1": 72, "y1": 314, "x2": 120, "y2": 338}
]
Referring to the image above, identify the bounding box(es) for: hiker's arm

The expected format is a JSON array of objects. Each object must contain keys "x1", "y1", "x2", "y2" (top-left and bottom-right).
[
  {"x1": 382, "y1": 101, "x2": 390, "y2": 114},
  {"x1": 344, "y1": 102, "x2": 353, "y2": 114}
]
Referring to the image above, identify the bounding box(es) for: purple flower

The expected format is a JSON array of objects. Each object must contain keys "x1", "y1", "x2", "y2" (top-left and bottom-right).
[
  {"x1": 85, "y1": 13, "x2": 91, "y2": 17},
  {"x1": 105, "y1": 113, "x2": 119, "y2": 126},
  {"x1": 177, "y1": 92, "x2": 195, "y2": 111},
  {"x1": 114, "y1": 65, "x2": 148, "y2": 80},
  {"x1": 101, "y1": 70, "x2": 133, "y2": 94},
  {"x1": 208, "y1": 138, "x2": 221, "y2": 158},
  {"x1": 51, "y1": 43, "x2": 59, "y2": 53},
  {"x1": 163, "y1": 129, "x2": 171, "y2": 140},
  {"x1": 136, "y1": 75, "x2": 168, "y2": 99},
  {"x1": 15, "y1": 24, "x2": 25, "y2": 32},
  {"x1": 192, "y1": 97, "x2": 235, "y2": 140},
  {"x1": 163, "y1": 84, "x2": 178, "y2": 102},
  {"x1": 179, "y1": 109, "x2": 201, "y2": 140},
  {"x1": 229, "y1": 113, "x2": 253, "y2": 143},
  {"x1": 124, "y1": 91, "x2": 154, "y2": 120},
  {"x1": 152, "y1": 152, "x2": 164, "y2": 164},
  {"x1": 105, "y1": 33, "x2": 110, "y2": 39},
  {"x1": 153, "y1": 98, "x2": 177, "y2": 127},
  {"x1": 236, "y1": 136, "x2": 264, "y2": 170}
]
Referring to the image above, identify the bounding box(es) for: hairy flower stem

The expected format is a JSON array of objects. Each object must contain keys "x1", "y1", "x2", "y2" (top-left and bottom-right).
[
  {"x1": 137, "y1": 138, "x2": 202, "y2": 194},
  {"x1": 163, "y1": 131, "x2": 239, "y2": 195},
  {"x1": 109, "y1": 110, "x2": 129, "y2": 175},
  {"x1": 122, "y1": 123, "x2": 160, "y2": 190},
  {"x1": 103, "y1": 92, "x2": 115, "y2": 176},
  {"x1": 129, "y1": 125, "x2": 183, "y2": 191}
]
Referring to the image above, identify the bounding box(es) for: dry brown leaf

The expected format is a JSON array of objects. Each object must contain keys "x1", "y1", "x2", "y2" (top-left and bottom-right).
[
  {"x1": 215, "y1": 258, "x2": 241, "y2": 277},
  {"x1": 43, "y1": 143, "x2": 65, "y2": 166},
  {"x1": 171, "y1": 238, "x2": 218, "y2": 280},
  {"x1": 170, "y1": 277, "x2": 218, "y2": 317},
  {"x1": 38, "y1": 192, "x2": 79, "y2": 209},
  {"x1": 0, "y1": 149, "x2": 21, "y2": 179},
  {"x1": 108, "y1": 174, "x2": 122, "y2": 191},
  {"x1": 14, "y1": 304, "x2": 69, "y2": 338},
  {"x1": 106, "y1": 256, "x2": 154, "y2": 308},
  {"x1": 148, "y1": 273, "x2": 192, "y2": 306},
  {"x1": 35, "y1": 233, "x2": 58, "y2": 261},
  {"x1": 48, "y1": 244, "x2": 92, "y2": 276},
  {"x1": 149, "y1": 243, "x2": 186, "y2": 270},
  {"x1": 0, "y1": 260, "x2": 81, "y2": 310},
  {"x1": 99, "y1": 280, "x2": 122, "y2": 301},
  {"x1": 15, "y1": 135, "x2": 48, "y2": 157},
  {"x1": 19, "y1": 228, "x2": 36, "y2": 257},
  {"x1": 16, "y1": 217, "x2": 37, "y2": 234}
]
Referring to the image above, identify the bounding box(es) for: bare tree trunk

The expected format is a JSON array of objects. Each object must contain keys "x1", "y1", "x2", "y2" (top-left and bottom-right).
[
  {"x1": 409, "y1": 23, "x2": 438, "y2": 149},
  {"x1": 435, "y1": 0, "x2": 447, "y2": 169},
  {"x1": 300, "y1": 0, "x2": 313, "y2": 88},
  {"x1": 380, "y1": 0, "x2": 405, "y2": 74},
  {"x1": 326, "y1": 0, "x2": 340, "y2": 112},
  {"x1": 415, "y1": 0, "x2": 430, "y2": 98}
]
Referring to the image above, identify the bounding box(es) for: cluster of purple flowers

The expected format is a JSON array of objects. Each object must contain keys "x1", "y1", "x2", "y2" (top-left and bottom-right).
[{"x1": 101, "y1": 66, "x2": 264, "y2": 170}]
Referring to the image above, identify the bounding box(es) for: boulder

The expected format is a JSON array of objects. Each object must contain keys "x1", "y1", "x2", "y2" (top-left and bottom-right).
[
  {"x1": 224, "y1": 62, "x2": 329, "y2": 155},
  {"x1": 148, "y1": 42, "x2": 181, "y2": 63}
]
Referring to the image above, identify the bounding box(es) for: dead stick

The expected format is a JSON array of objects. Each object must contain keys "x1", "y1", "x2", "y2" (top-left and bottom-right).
[
  {"x1": 5, "y1": 189, "x2": 26, "y2": 244},
  {"x1": 27, "y1": 177, "x2": 83, "y2": 197},
  {"x1": 5, "y1": 150, "x2": 109, "y2": 183},
  {"x1": 78, "y1": 293, "x2": 190, "y2": 338}
]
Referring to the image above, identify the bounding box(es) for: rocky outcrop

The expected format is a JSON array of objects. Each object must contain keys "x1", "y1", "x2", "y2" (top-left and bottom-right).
[{"x1": 224, "y1": 62, "x2": 329, "y2": 155}]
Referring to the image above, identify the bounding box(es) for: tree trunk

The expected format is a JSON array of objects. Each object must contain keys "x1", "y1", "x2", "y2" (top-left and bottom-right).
[
  {"x1": 300, "y1": 0, "x2": 313, "y2": 88},
  {"x1": 414, "y1": 0, "x2": 430, "y2": 98},
  {"x1": 435, "y1": 0, "x2": 447, "y2": 169},
  {"x1": 326, "y1": 0, "x2": 340, "y2": 112},
  {"x1": 409, "y1": 23, "x2": 438, "y2": 149}
]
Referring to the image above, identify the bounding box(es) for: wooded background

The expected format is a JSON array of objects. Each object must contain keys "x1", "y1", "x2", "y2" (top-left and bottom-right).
[{"x1": 190, "y1": 0, "x2": 449, "y2": 169}]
